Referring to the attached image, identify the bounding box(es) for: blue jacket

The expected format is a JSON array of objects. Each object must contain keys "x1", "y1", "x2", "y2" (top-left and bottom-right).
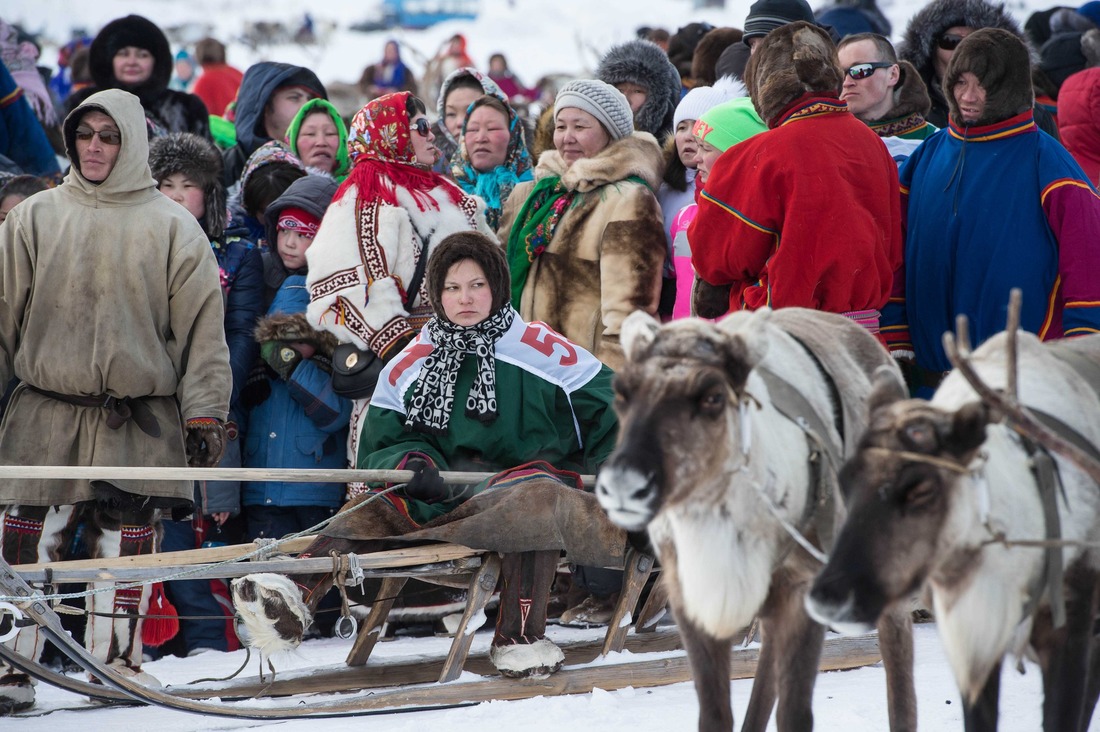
[
  {"x1": 243, "y1": 276, "x2": 350, "y2": 508},
  {"x1": 0, "y1": 64, "x2": 61, "y2": 180},
  {"x1": 887, "y1": 112, "x2": 1100, "y2": 372}
]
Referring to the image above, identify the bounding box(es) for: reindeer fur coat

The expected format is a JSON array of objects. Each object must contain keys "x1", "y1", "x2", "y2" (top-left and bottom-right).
[{"x1": 497, "y1": 132, "x2": 667, "y2": 371}]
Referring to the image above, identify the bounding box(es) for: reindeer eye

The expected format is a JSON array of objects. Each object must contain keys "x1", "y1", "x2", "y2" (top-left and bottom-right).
[
  {"x1": 903, "y1": 421, "x2": 937, "y2": 450},
  {"x1": 699, "y1": 390, "x2": 725, "y2": 415},
  {"x1": 903, "y1": 480, "x2": 939, "y2": 510}
]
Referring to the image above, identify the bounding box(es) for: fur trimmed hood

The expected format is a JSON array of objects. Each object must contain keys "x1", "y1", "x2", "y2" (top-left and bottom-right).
[
  {"x1": 945, "y1": 28, "x2": 1034, "y2": 126},
  {"x1": 596, "y1": 40, "x2": 682, "y2": 141},
  {"x1": 899, "y1": 0, "x2": 1028, "y2": 88},
  {"x1": 745, "y1": 22, "x2": 844, "y2": 126},
  {"x1": 88, "y1": 15, "x2": 172, "y2": 100},
  {"x1": 535, "y1": 132, "x2": 664, "y2": 194},
  {"x1": 873, "y1": 60, "x2": 933, "y2": 122},
  {"x1": 148, "y1": 132, "x2": 227, "y2": 239},
  {"x1": 253, "y1": 311, "x2": 338, "y2": 357}
]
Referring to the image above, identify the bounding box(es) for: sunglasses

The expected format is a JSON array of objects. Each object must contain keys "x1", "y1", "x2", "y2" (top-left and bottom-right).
[
  {"x1": 75, "y1": 127, "x2": 122, "y2": 146},
  {"x1": 845, "y1": 62, "x2": 895, "y2": 80},
  {"x1": 937, "y1": 33, "x2": 966, "y2": 51},
  {"x1": 412, "y1": 117, "x2": 431, "y2": 138}
]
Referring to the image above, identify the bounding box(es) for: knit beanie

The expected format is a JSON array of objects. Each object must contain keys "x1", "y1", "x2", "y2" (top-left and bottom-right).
[
  {"x1": 554, "y1": 79, "x2": 635, "y2": 140},
  {"x1": 674, "y1": 76, "x2": 750, "y2": 127},
  {"x1": 1080, "y1": 1, "x2": 1100, "y2": 28},
  {"x1": 743, "y1": 0, "x2": 816, "y2": 45},
  {"x1": 1040, "y1": 32, "x2": 1088, "y2": 89},
  {"x1": 693, "y1": 97, "x2": 768, "y2": 152}
]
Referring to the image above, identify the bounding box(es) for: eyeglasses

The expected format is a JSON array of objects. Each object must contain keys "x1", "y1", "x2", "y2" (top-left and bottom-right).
[
  {"x1": 75, "y1": 127, "x2": 122, "y2": 145},
  {"x1": 845, "y1": 62, "x2": 896, "y2": 80},
  {"x1": 412, "y1": 118, "x2": 431, "y2": 138},
  {"x1": 937, "y1": 33, "x2": 967, "y2": 51}
]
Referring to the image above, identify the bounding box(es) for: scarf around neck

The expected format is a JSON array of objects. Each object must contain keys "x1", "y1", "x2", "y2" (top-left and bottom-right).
[
  {"x1": 505, "y1": 175, "x2": 575, "y2": 306},
  {"x1": 404, "y1": 305, "x2": 516, "y2": 435}
]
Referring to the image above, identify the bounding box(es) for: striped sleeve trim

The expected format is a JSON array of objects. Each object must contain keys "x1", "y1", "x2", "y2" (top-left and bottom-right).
[
  {"x1": 1041, "y1": 178, "x2": 1100, "y2": 206},
  {"x1": 1065, "y1": 327, "x2": 1100, "y2": 336},
  {"x1": 1065, "y1": 300, "x2": 1100, "y2": 308}
]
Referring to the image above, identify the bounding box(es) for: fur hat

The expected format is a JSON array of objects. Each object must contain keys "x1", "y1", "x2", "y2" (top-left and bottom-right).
[
  {"x1": 899, "y1": 0, "x2": 1028, "y2": 87},
  {"x1": 426, "y1": 232, "x2": 511, "y2": 320},
  {"x1": 743, "y1": 0, "x2": 816, "y2": 45},
  {"x1": 745, "y1": 22, "x2": 843, "y2": 126},
  {"x1": 596, "y1": 39, "x2": 682, "y2": 140},
  {"x1": 691, "y1": 28, "x2": 745, "y2": 87},
  {"x1": 253, "y1": 312, "x2": 339, "y2": 358},
  {"x1": 944, "y1": 28, "x2": 1034, "y2": 126},
  {"x1": 668, "y1": 23, "x2": 715, "y2": 78},
  {"x1": 148, "y1": 132, "x2": 227, "y2": 239},
  {"x1": 88, "y1": 15, "x2": 172, "y2": 94},
  {"x1": 674, "y1": 76, "x2": 749, "y2": 127},
  {"x1": 554, "y1": 79, "x2": 635, "y2": 140}
]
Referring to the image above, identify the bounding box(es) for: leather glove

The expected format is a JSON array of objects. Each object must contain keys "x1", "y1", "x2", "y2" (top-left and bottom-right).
[
  {"x1": 260, "y1": 340, "x2": 303, "y2": 380},
  {"x1": 401, "y1": 457, "x2": 447, "y2": 503},
  {"x1": 185, "y1": 417, "x2": 227, "y2": 468}
]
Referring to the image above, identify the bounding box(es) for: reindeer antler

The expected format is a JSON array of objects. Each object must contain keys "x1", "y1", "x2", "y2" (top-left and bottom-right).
[{"x1": 942, "y1": 290, "x2": 1100, "y2": 486}]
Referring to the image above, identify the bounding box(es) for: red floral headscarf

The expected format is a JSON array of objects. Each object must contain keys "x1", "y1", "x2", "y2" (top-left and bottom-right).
[{"x1": 336, "y1": 91, "x2": 464, "y2": 212}]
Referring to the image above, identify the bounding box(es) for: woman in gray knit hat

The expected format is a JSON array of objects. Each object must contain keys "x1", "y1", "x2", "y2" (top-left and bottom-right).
[{"x1": 498, "y1": 78, "x2": 666, "y2": 626}]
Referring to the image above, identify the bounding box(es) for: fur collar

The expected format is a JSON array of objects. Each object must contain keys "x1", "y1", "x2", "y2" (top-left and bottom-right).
[{"x1": 534, "y1": 132, "x2": 664, "y2": 194}]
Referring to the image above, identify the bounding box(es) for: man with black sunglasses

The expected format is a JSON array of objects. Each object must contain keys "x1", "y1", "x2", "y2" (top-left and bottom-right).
[
  {"x1": 838, "y1": 33, "x2": 936, "y2": 158},
  {"x1": 0, "y1": 89, "x2": 231, "y2": 713}
]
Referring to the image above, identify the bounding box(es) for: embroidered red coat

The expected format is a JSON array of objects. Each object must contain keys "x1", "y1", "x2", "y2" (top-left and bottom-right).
[{"x1": 689, "y1": 94, "x2": 903, "y2": 320}]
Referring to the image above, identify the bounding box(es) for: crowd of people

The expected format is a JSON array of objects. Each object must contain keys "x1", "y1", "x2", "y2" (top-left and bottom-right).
[{"x1": 1, "y1": 0, "x2": 1099, "y2": 711}]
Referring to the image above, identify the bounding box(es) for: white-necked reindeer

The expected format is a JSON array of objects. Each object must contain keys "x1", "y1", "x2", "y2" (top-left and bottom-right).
[
  {"x1": 807, "y1": 331, "x2": 1100, "y2": 731},
  {"x1": 596, "y1": 308, "x2": 916, "y2": 732}
]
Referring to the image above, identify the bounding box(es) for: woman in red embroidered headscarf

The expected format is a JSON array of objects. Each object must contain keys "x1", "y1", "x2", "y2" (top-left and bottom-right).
[{"x1": 304, "y1": 91, "x2": 495, "y2": 491}]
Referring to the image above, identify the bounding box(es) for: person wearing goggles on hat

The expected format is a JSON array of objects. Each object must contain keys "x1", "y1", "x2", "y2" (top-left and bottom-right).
[
  {"x1": 838, "y1": 33, "x2": 937, "y2": 164},
  {"x1": 0, "y1": 89, "x2": 232, "y2": 713}
]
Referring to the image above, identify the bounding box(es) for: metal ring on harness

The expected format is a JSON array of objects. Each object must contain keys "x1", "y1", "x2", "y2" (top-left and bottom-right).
[{"x1": 0, "y1": 601, "x2": 25, "y2": 642}]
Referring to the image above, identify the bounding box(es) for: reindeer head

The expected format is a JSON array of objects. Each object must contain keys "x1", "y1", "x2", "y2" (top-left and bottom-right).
[
  {"x1": 807, "y1": 368, "x2": 993, "y2": 632},
  {"x1": 595, "y1": 311, "x2": 770, "y2": 531}
]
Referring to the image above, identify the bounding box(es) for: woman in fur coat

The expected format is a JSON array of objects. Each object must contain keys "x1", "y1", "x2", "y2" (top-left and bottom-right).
[
  {"x1": 66, "y1": 15, "x2": 210, "y2": 139},
  {"x1": 498, "y1": 79, "x2": 666, "y2": 372},
  {"x1": 305, "y1": 91, "x2": 493, "y2": 490}
]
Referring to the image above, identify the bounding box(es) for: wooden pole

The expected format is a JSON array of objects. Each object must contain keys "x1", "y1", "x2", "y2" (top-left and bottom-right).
[{"x1": 0, "y1": 464, "x2": 596, "y2": 487}]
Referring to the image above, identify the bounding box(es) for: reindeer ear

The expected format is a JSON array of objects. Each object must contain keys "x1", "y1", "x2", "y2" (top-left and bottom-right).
[
  {"x1": 620, "y1": 310, "x2": 661, "y2": 362},
  {"x1": 947, "y1": 401, "x2": 991, "y2": 459},
  {"x1": 722, "y1": 329, "x2": 769, "y2": 392},
  {"x1": 867, "y1": 365, "x2": 908, "y2": 415}
]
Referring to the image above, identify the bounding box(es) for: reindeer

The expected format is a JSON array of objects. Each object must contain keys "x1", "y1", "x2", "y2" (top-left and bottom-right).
[
  {"x1": 806, "y1": 330, "x2": 1100, "y2": 731},
  {"x1": 595, "y1": 308, "x2": 916, "y2": 732}
]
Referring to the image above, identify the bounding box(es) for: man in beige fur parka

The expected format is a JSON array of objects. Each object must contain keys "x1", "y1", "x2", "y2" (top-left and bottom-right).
[
  {"x1": 0, "y1": 89, "x2": 231, "y2": 713},
  {"x1": 499, "y1": 79, "x2": 666, "y2": 372}
]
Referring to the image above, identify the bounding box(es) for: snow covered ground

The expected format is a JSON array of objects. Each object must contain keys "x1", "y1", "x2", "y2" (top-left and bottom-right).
[
  {"x1": 13, "y1": 622, "x2": 1062, "y2": 731},
  {"x1": 2, "y1": 0, "x2": 1093, "y2": 729}
]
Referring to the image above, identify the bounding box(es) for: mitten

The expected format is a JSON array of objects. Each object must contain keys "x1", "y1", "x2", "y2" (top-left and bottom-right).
[
  {"x1": 185, "y1": 417, "x2": 227, "y2": 468},
  {"x1": 401, "y1": 457, "x2": 447, "y2": 503},
  {"x1": 260, "y1": 340, "x2": 303, "y2": 380}
]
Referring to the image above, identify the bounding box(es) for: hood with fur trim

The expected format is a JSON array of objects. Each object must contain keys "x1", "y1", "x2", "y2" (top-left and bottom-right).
[
  {"x1": 535, "y1": 131, "x2": 664, "y2": 194},
  {"x1": 945, "y1": 28, "x2": 1034, "y2": 126},
  {"x1": 745, "y1": 22, "x2": 844, "y2": 126},
  {"x1": 253, "y1": 311, "x2": 338, "y2": 357},
  {"x1": 596, "y1": 40, "x2": 682, "y2": 141},
  {"x1": 899, "y1": 0, "x2": 1028, "y2": 89},
  {"x1": 87, "y1": 15, "x2": 172, "y2": 101},
  {"x1": 148, "y1": 132, "x2": 228, "y2": 239}
]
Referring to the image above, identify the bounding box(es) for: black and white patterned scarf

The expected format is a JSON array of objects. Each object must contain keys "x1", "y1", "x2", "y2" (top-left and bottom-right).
[{"x1": 404, "y1": 306, "x2": 515, "y2": 435}]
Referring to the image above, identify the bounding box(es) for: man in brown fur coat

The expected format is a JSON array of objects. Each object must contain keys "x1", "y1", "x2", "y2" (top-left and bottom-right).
[{"x1": 0, "y1": 89, "x2": 231, "y2": 713}]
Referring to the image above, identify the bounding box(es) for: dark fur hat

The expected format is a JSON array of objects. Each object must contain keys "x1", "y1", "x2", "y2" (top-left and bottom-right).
[
  {"x1": 899, "y1": 0, "x2": 1028, "y2": 87},
  {"x1": 944, "y1": 27, "x2": 1034, "y2": 126},
  {"x1": 596, "y1": 39, "x2": 682, "y2": 141},
  {"x1": 691, "y1": 28, "x2": 745, "y2": 87},
  {"x1": 745, "y1": 22, "x2": 843, "y2": 125},
  {"x1": 148, "y1": 132, "x2": 227, "y2": 239},
  {"x1": 253, "y1": 312, "x2": 338, "y2": 358},
  {"x1": 88, "y1": 15, "x2": 172, "y2": 94},
  {"x1": 426, "y1": 232, "x2": 511, "y2": 321},
  {"x1": 668, "y1": 23, "x2": 715, "y2": 78}
]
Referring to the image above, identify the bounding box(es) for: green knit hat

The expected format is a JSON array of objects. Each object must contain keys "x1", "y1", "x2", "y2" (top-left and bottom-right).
[{"x1": 693, "y1": 97, "x2": 767, "y2": 152}]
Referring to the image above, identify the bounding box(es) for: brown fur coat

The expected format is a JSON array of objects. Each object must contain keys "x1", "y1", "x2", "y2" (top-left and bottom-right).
[{"x1": 498, "y1": 132, "x2": 667, "y2": 371}]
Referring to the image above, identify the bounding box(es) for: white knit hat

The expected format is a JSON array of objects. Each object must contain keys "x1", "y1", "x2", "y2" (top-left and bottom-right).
[
  {"x1": 554, "y1": 79, "x2": 635, "y2": 140},
  {"x1": 673, "y1": 76, "x2": 749, "y2": 128}
]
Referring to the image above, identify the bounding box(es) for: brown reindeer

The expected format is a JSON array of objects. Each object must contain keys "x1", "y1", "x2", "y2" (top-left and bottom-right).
[
  {"x1": 807, "y1": 331, "x2": 1100, "y2": 731},
  {"x1": 595, "y1": 308, "x2": 916, "y2": 732}
]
